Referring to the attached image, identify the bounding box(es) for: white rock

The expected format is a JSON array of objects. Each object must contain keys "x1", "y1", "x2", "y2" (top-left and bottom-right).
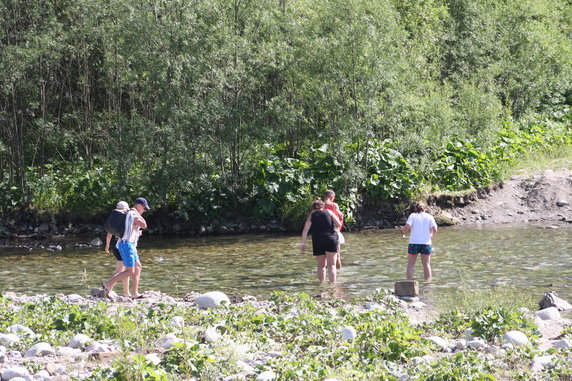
[
  {"x1": 0, "y1": 345, "x2": 5, "y2": 353},
  {"x1": 428, "y1": 336, "x2": 449, "y2": 351},
  {"x1": 56, "y1": 346, "x2": 82, "y2": 356},
  {"x1": 467, "y1": 339, "x2": 487, "y2": 349},
  {"x1": 463, "y1": 328, "x2": 474, "y2": 339},
  {"x1": 236, "y1": 360, "x2": 255, "y2": 375},
  {"x1": 196, "y1": 291, "x2": 231, "y2": 309},
  {"x1": 531, "y1": 355, "x2": 554, "y2": 371},
  {"x1": 33, "y1": 369, "x2": 51, "y2": 380},
  {"x1": 0, "y1": 334, "x2": 20, "y2": 346},
  {"x1": 69, "y1": 334, "x2": 92, "y2": 349},
  {"x1": 341, "y1": 326, "x2": 357, "y2": 340},
  {"x1": 145, "y1": 353, "x2": 161, "y2": 365},
  {"x1": 204, "y1": 327, "x2": 222, "y2": 342},
  {"x1": 8, "y1": 324, "x2": 35, "y2": 337},
  {"x1": 553, "y1": 339, "x2": 572, "y2": 349},
  {"x1": 90, "y1": 238, "x2": 103, "y2": 246},
  {"x1": 455, "y1": 339, "x2": 467, "y2": 350},
  {"x1": 501, "y1": 343, "x2": 514, "y2": 350},
  {"x1": 170, "y1": 316, "x2": 185, "y2": 328},
  {"x1": 2, "y1": 366, "x2": 30, "y2": 380},
  {"x1": 223, "y1": 375, "x2": 246, "y2": 381},
  {"x1": 66, "y1": 294, "x2": 83, "y2": 302},
  {"x1": 256, "y1": 370, "x2": 276, "y2": 381},
  {"x1": 6, "y1": 377, "x2": 27, "y2": 381},
  {"x1": 503, "y1": 331, "x2": 528, "y2": 346},
  {"x1": 535, "y1": 307, "x2": 561, "y2": 321},
  {"x1": 23, "y1": 342, "x2": 55, "y2": 357},
  {"x1": 155, "y1": 333, "x2": 182, "y2": 349},
  {"x1": 409, "y1": 301, "x2": 427, "y2": 310},
  {"x1": 397, "y1": 375, "x2": 410, "y2": 381}
]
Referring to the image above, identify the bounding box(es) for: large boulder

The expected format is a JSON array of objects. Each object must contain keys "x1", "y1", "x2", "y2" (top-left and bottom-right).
[
  {"x1": 538, "y1": 292, "x2": 572, "y2": 311},
  {"x1": 196, "y1": 291, "x2": 231, "y2": 309}
]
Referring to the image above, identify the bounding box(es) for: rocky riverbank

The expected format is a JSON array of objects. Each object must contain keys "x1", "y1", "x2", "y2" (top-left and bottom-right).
[{"x1": 0, "y1": 289, "x2": 571, "y2": 380}]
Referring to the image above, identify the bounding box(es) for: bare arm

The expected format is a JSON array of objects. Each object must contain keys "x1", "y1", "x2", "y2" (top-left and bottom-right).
[
  {"x1": 401, "y1": 224, "x2": 411, "y2": 235},
  {"x1": 134, "y1": 214, "x2": 147, "y2": 230},
  {"x1": 300, "y1": 215, "x2": 312, "y2": 252},
  {"x1": 327, "y1": 210, "x2": 341, "y2": 229},
  {"x1": 104, "y1": 233, "x2": 112, "y2": 253},
  {"x1": 430, "y1": 226, "x2": 437, "y2": 237}
]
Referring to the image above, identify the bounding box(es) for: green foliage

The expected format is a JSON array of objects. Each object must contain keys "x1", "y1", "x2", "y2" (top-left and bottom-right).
[
  {"x1": 416, "y1": 351, "x2": 498, "y2": 381},
  {"x1": 0, "y1": 0, "x2": 570, "y2": 225},
  {"x1": 470, "y1": 307, "x2": 538, "y2": 345}
]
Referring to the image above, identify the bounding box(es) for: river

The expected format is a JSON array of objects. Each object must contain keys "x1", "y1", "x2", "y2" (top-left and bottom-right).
[{"x1": 0, "y1": 223, "x2": 570, "y2": 303}]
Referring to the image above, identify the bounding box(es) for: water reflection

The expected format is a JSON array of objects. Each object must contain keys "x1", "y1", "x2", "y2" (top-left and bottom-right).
[{"x1": 0, "y1": 223, "x2": 570, "y2": 302}]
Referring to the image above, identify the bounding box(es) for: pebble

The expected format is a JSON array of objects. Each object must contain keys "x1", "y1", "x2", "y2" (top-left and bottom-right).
[{"x1": 255, "y1": 370, "x2": 276, "y2": 381}]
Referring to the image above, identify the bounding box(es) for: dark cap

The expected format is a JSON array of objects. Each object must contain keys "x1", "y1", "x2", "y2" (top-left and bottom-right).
[{"x1": 134, "y1": 197, "x2": 151, "y2": 211}]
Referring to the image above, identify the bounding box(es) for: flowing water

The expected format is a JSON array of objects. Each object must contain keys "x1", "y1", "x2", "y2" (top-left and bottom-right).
[{"x1": 0, "y1": 223, "x2": 570, "y2": 304}]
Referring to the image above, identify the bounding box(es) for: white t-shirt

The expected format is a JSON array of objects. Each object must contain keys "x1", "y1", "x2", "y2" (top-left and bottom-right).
[{"x1": 406, "y1": 212, "x2": 437, "y2": 245}]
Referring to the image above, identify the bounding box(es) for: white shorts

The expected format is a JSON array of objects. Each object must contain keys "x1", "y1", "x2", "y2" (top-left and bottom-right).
[{"x1": 337, "y1": 230, "x2": 345, "y2": 245}]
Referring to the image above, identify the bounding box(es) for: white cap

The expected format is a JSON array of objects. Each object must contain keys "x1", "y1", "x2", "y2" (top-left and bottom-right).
[{"x1": 115, "y1": 201, "x2": 129, "y2": 211}]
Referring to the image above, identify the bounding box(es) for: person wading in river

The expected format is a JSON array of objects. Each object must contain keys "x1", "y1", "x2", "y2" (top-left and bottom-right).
[
  {"x1": 401, "y1": 201, "x2": 437, "y2": 281},
  {"x1": 323, "y1": 189, "x2": 344, "y2": 269},
  {"x1": 102, "y1": 197, "x2": 150, "y2": 299},
  {"x1": 300, "y1": 198, "x2": 341, "y2": 283},
  {"x1": 104, "y1": 200, "x2": 133, "y2": 297}
]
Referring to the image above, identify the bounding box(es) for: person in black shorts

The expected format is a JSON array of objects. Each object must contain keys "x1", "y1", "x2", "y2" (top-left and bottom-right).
[
  {"x1": 300, "y1": 198, "x2": 341, "y2": 283},
  {"x1": 103, "y1": 201, "x2": 132, "y2": 297}
]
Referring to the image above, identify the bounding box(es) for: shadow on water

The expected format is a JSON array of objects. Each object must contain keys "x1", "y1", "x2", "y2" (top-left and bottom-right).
[{"x1": 0, "y1": 223, "x2": 570, "y2": 302}]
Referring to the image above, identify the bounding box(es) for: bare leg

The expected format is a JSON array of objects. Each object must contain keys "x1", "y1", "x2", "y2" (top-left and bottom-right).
[
  {"x1": 104, "y1": 267, "x2": 135, "y2": 294},
  {"x1": 131, "y1": 261, "x2": 142, "y2": 297},
  {"x1": 406, "y1": 254, "x2": 418, "y2": 280},
  {"x1": 421, "y1": 254, "x2": 432, "y2": 281},
  {"x1": 114, "y1": 261, "x2": 130, "y2": 297},
  {"x1": 325, "y1": 251, "x2": 337, "y2": 283},
  {"x1": 316, "y1": 255, "x2": 326, "y2": 282}
]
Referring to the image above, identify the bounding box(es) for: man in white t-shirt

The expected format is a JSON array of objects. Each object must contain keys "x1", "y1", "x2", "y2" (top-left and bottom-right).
[{"x1": 401, "y1": 202, "x2": 437, "y2": 281}]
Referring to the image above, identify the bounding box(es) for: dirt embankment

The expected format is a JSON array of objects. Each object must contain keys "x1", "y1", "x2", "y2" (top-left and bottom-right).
[{"x1": 429, "y1": 169, "x2": 572, "y2": 225}]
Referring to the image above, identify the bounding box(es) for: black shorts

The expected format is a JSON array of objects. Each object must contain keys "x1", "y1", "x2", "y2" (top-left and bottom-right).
[
  {"x1": 111, "y1": 246, "x2": 122, "y2": 261},
  {"x1": 312, "y1": 235, "x2": 338, "y2": 256}
]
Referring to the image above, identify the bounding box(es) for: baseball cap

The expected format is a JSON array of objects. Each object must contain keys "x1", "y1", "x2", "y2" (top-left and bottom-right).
[
  {"x1": 134, "y1": 197, "x2": 151, "y2": 211},
  {"x1": 115, "y1": 201, "x2": 129, "y2": 211}
]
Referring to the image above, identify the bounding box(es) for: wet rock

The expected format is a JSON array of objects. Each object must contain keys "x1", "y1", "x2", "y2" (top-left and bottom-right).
[
  {"x1": 395, "y1": 280, "x2": 419, "y2": 297},
  {"x1": 90, "y1": 238, "x2": 102, "y2": 246},
  {"x1": 23, "y1": 342, "x2": 55, "y2": 357},
  {"x1": 503, "y1": 331, "x2": 528, "y2": 346},
  {"x1": 196, "y1": 291, "x2": 231, "y2": 309},
  {"x1": 535, "y1": 307, "x2": 561, "y2": 321}
]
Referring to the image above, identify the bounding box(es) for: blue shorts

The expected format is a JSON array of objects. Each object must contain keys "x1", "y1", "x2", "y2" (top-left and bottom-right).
[
  {"x1": 118, "y1": 241, "x2": 139, "y2": 267},
  {"x1": 408, "y1": 244, "x2": 432, "y2": 255}
]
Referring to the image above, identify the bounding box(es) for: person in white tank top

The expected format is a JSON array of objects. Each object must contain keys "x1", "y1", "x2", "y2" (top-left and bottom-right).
[{"x1": 401, "y1": 202, "x2": 437, "y2": 281}]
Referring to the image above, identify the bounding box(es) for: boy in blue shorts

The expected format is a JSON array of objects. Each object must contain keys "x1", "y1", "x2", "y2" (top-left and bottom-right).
[
  {"x1": 401, "y1": 202, "x2": 437, "y2": 281},
  {"x1": 102, "y1": 197, "x2": 150, "y2": 299}
]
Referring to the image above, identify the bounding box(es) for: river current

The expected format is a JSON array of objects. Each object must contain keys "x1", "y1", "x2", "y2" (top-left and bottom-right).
[{"x1": 0, "y1": 223, "x2": 570, "y2": 303}]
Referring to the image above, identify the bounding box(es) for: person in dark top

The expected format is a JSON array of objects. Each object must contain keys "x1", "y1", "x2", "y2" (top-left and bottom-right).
[{"x1": 300, "y1": 198, "x2": 341, "y2": 283}]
